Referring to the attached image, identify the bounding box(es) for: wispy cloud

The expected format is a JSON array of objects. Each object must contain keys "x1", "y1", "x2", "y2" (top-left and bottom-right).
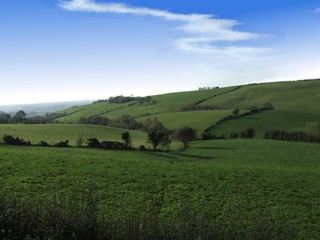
[
  {"x1": 315, "y1": 8, "x2": 320, "y2": 14},
  {"x1": 59, "y1": 0, "x2": 269, "y2": 58}
]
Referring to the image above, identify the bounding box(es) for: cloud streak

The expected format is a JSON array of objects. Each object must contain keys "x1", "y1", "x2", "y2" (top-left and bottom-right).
[
  {"x1": 59, "y1": 0, "x2": 269, "y2": 57},
  {"x1": 315, "y1": 8, "x2": 320, "y2": 14}
]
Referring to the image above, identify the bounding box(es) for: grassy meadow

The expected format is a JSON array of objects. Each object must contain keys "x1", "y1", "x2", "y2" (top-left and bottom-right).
[
  {"x1": 54, "y1": 80, "x2": 320, "y2": 140},
  {"x1": 0, "y1": 139, "x2": 319, "y2": 238},
  {"x1": 0, "y1": 124, "x2": 147, "y2": 147},
  {"x1": 56, "y1": 86, "x2": 238, "y2": 123},
  {"x1": 200, "y1": 80, "x2": 320, "y2": 114},
  {"x1": 136, "y1": 110, "x2": 231, "y2": 132},
  {"x1": 212, "y1": 110, "x2": 320, "y2": 138},
  {"x1": 1, "y1": 80, "x2": 320, "y2": 239}
]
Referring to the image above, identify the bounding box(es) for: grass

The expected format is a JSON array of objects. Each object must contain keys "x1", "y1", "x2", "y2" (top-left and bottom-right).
[
  {"x1": 56, "y1": 102, "x2": 129, "y2": 123},
  {"x1": 54, "y1": 80, "x2": 320, "y2": 139},
  {"x1": 136, "y1": 110, "x2": 231, "y2": 132},
  {"x1": 56, "y1": 86, "x2": 238, "y2": 123},
  {"x1": 212, "y1": 110, "x2": 320, "y2": 138},
  {"x1": 201, "y1": 80, "x2": 320, "y2": 114},
  {"x1": 0, "y1": 139, "x2": 319, "y2": 238},
  {"x1": 0, "y1": 124, "x2": 147, "y2": 147}
]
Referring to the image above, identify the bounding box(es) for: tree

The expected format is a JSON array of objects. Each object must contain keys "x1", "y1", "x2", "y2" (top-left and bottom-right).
[
  {"x1": 11, "y1": 110, "x2": 26, "y2": 123},
  {"x1": 147, "y1": 130, "x2": 171, "y2": 150},
  {"x1": 232, "y1": 108, "x2": 240, "y2": 117},
  {"x1": 145, "y1": 118, "x2": 171, "y2": 150},
  {"x1": 173, "y1": 127, "x2": 197, "y2": 148},
  {"x1": 87, "y1": 138, "x2": 101, "y2": 148},
  {"x1": 121, "y1": 132, "x2": 132, "y2": 148},
  {"x1": 144, "y1": 118, "x2": 165, "y2": 132},
  {"x1": 0, "y1": 111, "x2": 11, "y2": 123},
  {"x1": 241, "y1": 128, "x2": 255, "y2": 139},
  {"x1": 262, "y1": 102, "x2": 274, "y2": 110},
  {"x1": 76, "y1": 137, "x2": 85, "y2": 147},
  {"x1": 306, "y1": 121, "x2": 320, "y2": 137}
]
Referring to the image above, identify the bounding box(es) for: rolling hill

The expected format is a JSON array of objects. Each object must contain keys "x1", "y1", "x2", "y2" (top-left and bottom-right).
[
  {"x1": 1, "y1": 79, "x2": 319, "y2": 144},
  {"x1": 54, "y1": 79, "x2": 320, "y2": 138}
]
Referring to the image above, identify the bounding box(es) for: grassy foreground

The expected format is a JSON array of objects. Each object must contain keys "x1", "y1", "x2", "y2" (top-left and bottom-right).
[{"x1": 0, "y1": 139, "x2": 319, "y2": 239}]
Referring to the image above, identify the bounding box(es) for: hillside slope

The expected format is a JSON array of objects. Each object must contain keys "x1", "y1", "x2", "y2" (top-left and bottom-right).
[{"x1": 55, "y1": 79, "x2": 320, "y2": 136}]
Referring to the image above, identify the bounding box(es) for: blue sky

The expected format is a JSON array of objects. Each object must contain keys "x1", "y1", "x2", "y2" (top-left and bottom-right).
[{"x1": 0, "y1": 0, "x2": 319, "y2": 104}]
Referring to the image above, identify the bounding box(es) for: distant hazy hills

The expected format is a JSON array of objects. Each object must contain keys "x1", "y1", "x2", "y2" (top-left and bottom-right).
[{"x1": 0, "y1": 100, "x2": 92, "y2": 117}]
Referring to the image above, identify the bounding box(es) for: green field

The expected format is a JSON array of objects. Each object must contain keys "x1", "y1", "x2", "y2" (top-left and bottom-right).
[
  {"x1": 0, "y1": 139, "x2": 319, "y2": 238},
  {"x1": 212, "y1": 110, "x2": 320, "y2": 138},
  {"x1": 200, "y1": 80, "x2": 320, "y2": 114},
  {"x1": 1, "y1": 80, "x2": 320, "y2": 238},
  {"x1": 54, "y1": 80, "x2": 320, "y2": 139},
  {"x1": 0, "y1": 124, "x2": 147, "y2": 147},
  {"x1": 136, "y1": 110, "x2": 231, "y2": 132},
  {"x1": 56, "y1": 86, "x2": 237, "y2": 123}
]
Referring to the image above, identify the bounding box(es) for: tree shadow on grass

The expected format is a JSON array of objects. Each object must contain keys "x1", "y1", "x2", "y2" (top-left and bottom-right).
[
  {"x1": 145, "y1": 151, "x2": 177, "y2": 160},
  {"x1": 243, "y1": 117, "x2": 262, "y2": 120},
  {"x1": 169, "y1": 152, "x2": 216, "y2": 160},
  {"x1": 144, "y1": 151, "x2": 215, "y2": 161},
  {"x1": 194, "y1": 147, "x2": 235, "y2": 150}
]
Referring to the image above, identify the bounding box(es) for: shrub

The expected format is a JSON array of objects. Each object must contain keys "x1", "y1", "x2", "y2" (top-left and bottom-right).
[
  {"x1": 2, "y1": 135, "x2": 31, "y2": 146},
  {"x1": 101, "y1": 141, "x2": 126, "y2": 150},
  {"x1": 76, "y1": 137, "x2": 85, "y2": 147},
  {"x1": 54, "y1": 140, "x2": 70, "y2": 148},
  {"x1": 232, "y1": 108, "x2": 240, "y2": 117},
  {"x1": 241, "y1": 128, "x2": 255, "y2": 139},
  {"x1": 261, "y1": 102, "x2": 274, "y2": 110},
  {"x1": 264, "y1": 129, "x2": 320, "y2": 143},
  {"x1": 87, "y1": 138, "x2": 101, "y2": 148},
  {"x1": 122, "y1": 132, "x2": 132, "y2": 148},
  {"x1": 173, "y1": 127, "x2": 197, "y2": 148},
  {"x1": 139, "y1": 145, "x2": 146, "y2": 151},
  {"x1": 230, "y1": 132, "x2": 238, "y2": 139},
  {"x1": 37, "y1": 140, "x2": 50, "y2": 147}
]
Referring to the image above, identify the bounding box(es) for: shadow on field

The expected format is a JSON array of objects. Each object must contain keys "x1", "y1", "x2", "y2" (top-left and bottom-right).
[
  {"x1": 144, "y1": 151, "x2": 215, "y2": 160},
  {"x1": 194, "y1": 147, "x2": 234, "y2": 150},
  {"x1": 243, "y1": 117, "x2": 261, "y2": 120},
  {"x1": 145, "y1": 151, "x2": 177, "y2": 160},
  {"x1": 170, "y1": 152, "x2": 215, "y2": 160}
]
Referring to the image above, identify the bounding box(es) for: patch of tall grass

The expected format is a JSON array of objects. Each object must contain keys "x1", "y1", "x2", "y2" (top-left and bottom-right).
[{"x1": 0, "y1": 187, "x2": 295, "y2": 240}]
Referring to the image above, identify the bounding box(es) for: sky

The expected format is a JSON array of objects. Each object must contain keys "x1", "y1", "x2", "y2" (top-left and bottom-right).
[{"x1": 0, "y1": 0, "x2": 320, "y2": 105}]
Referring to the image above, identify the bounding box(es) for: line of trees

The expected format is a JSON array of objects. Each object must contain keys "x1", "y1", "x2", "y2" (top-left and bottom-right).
[
  {"x1": 264, "y1": 129, "x2": 320, "y2": 143},
  {"x1": 93, "y1": 95, "x2": 156, "y2": 105},
  {"x1": 1, "y1": 119, "x2": 200, "y2": 151},
  {"x1": 201, "y1": 103, "x2": 274, "y2": 139},
  {"x1": 0, "y1": 110, "x2": 66, "y2": 124},
  {"x1": 79, "y1": 115, "x2": 143, "y2": 130}
]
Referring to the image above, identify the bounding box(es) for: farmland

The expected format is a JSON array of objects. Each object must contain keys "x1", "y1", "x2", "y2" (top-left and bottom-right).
[
  {"x1": 1, "y1": 80, "x2": 320, "y2": 239},
  {"x1": 0, "y1": 139, "x2": 319, "y2": 239},
  {"x1": 53, "y1": 80, "x2": 320, "y2": 139},
  {"x1": 0, "y1": 124, "x2": 147, "y2": 147}
]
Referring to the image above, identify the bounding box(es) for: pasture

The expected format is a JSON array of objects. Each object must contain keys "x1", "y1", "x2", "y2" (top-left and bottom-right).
[
  {"x1": 0, "y1": 124, "x2": 147, "y2": 147},
  {"x1": 212, "y1": 110, "x2": 320, "y2": 138},
  {"x1": 0, "y1": 139, "x2": 319, "y2": 238}
]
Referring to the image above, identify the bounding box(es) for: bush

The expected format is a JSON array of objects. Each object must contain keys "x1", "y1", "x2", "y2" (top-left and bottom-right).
[
  {"x1": 76, "y1": 137, "x2": 85, "y2": 147},
  {"x1": 264, "y1": 129, "x2": 320, "y2": 143},
  {"x1": 230, "y1": 132, "x2": 238, "y2": 139},
  {"x1": 241, "y1": 128, "x2": 255, "y2": 139},
  {"x1": 139, "y1": 145, "x2": 146, "y2": 151},
  {"x1": 101, "y1": 141, "x2": 126, "y2": 150},
  {"x1": 87, "y1": 138, "x2": 101, "y2": 148},
  {"x1": 173, "y1": 127, "x2": 197, "y2": 148},
  {"x1": 261, "y1": 102, "x2": 274, "y2": 110},
  {"x1": 37, "y1": 140, "x2": 50, "y2": 147},
  {"x1": 54, "y1": 140, "x2": 70, "y2": 148},
  {"x1": 2, "y1": 135, "x2": 31, "y2": 146}
]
